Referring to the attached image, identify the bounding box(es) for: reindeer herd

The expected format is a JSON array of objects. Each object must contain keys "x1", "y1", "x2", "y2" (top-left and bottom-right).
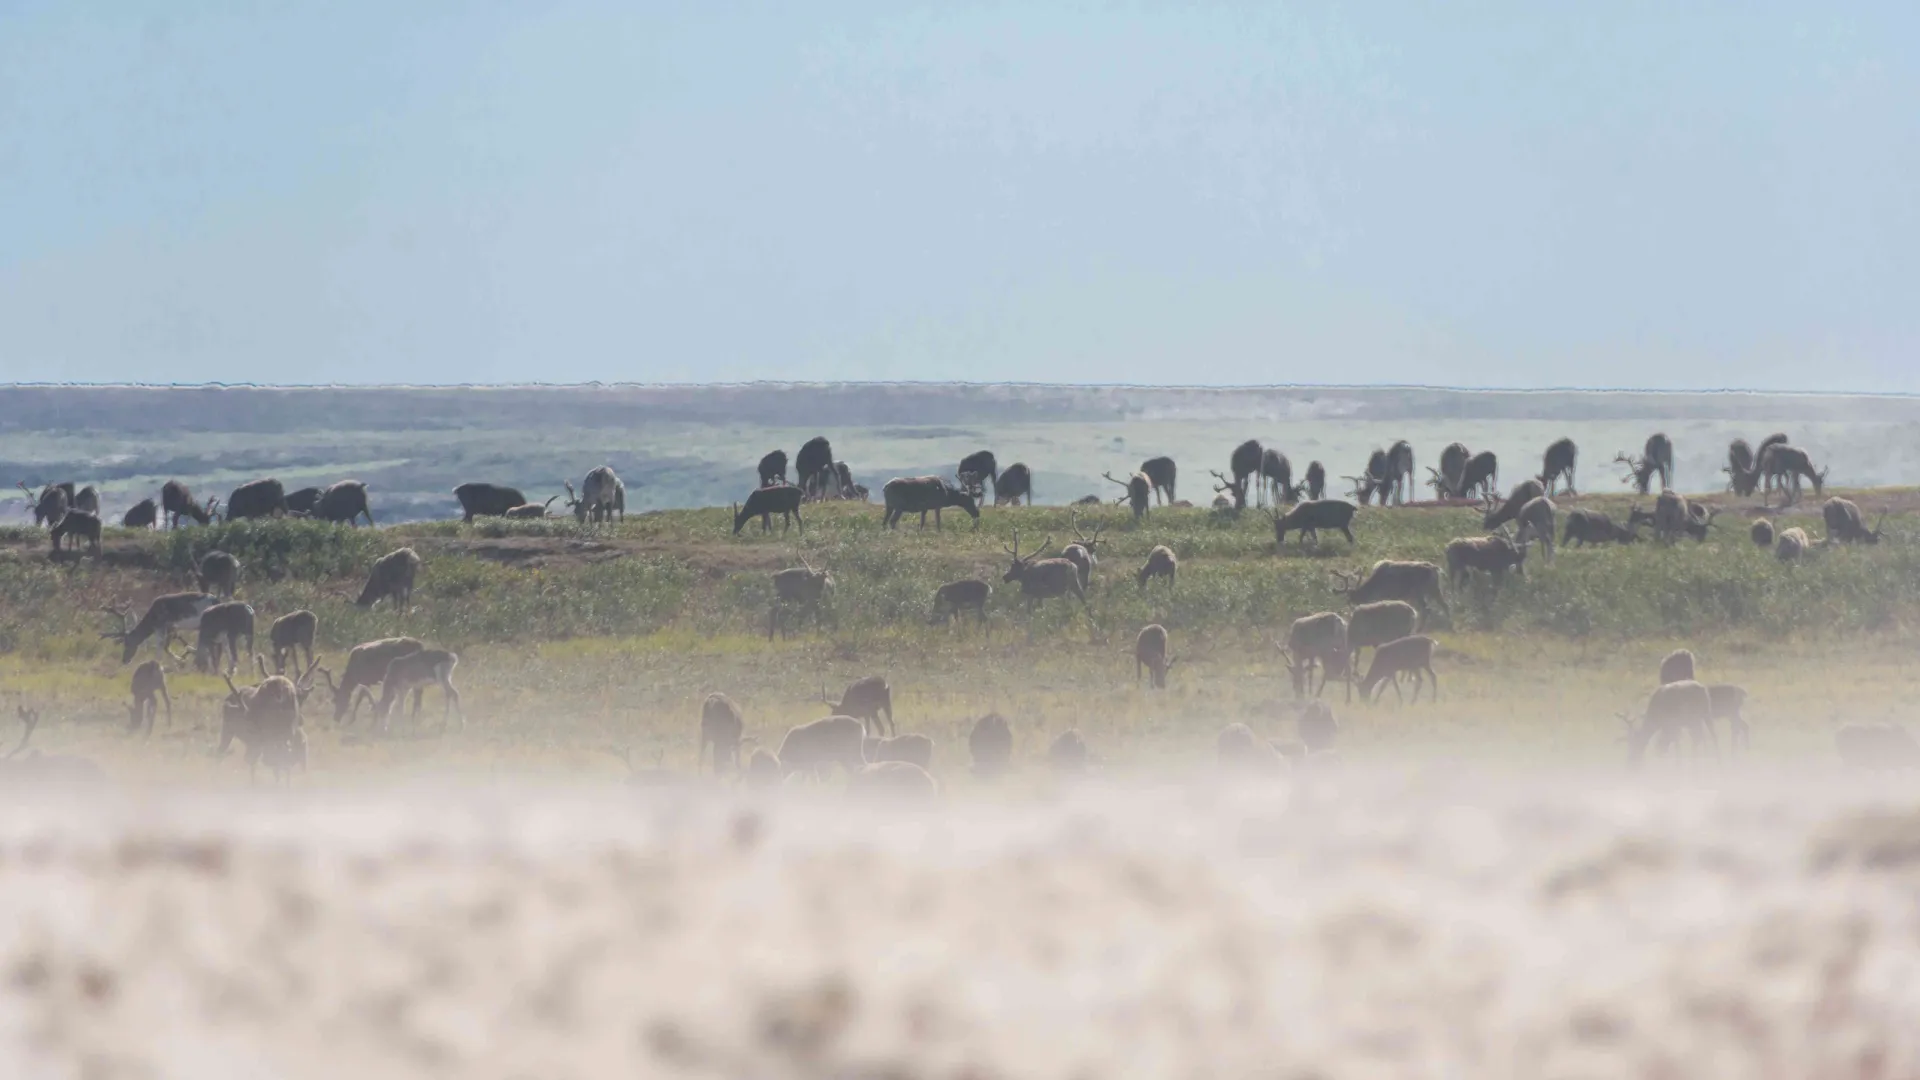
[{"x1": 1, "y1": 424, "x2": 1902, "y2": 786}]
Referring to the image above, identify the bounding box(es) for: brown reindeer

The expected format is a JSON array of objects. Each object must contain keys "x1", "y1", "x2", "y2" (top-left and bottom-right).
[
  {"x1": 269, "y1": 609, "x2": 318, "y2": 674},
  {"x1": 1136, "y1": 545, "x2": 1177, "y2": 590},
  {"x1": 1139, "y1": 457, "x2": 1177, "y2": 505},
  {"x1": 1001, "y1": 530, "x2": 1089, "y2": 612},
  {"x1": 127, "y1": 660, "x2": 172, "y2": 736},
  {"x1": 1134, "y1": 623, "x2": 1172, "y2": 689},
  {"x1": 1538, "y1": 437, "x2": 1578, "y2": 496},
  {"x1": 930, "y1": 579, "x2": 991, "y2": 628},
  {"x1": 1104, "y1": 471, "x2": 1152, "y2": 520},
  {"x1": 1282, "y1": 611, "x2": 1349, "y2": 700},
  {"x1": 699, "y1": 692, "x2": 745, "y2": 774},
  {"x1": 1060, "y1": 510, "x2": 1108, "y2": 590},
  {"x1": 322, "y1": 637, "x2": 425, "y2": 723},
  {"x1": 1354, "y1": 635, "x2": 1439, "y2": 704},
  {"x1": 769, "y1": 561, "x2": 834, "y2": 640},
  {"x1": 355, "y1": 548, "x2": 422, "y2": 612},
  {"x1": 823, "y1": 675, "x2": 894, "y2": 737},
  {"x1": 371, "y1": 648, "x2": 463, "y2": 734}
]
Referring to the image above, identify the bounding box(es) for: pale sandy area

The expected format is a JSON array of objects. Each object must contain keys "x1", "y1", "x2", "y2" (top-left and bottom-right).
[{"x1": 0, "y1": 767, "x2": 1916, "y2": 1079}]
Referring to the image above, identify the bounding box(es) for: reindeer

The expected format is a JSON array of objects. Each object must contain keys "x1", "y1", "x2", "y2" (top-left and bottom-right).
[
  {"x1": 69, "y1": 485, "x2": 99, "y2": 517},
  {"x1": 191, "y1": 602, "x2": 255, "y2": 677},
  {"x1": 567, "y1": 466, "x2": 626, "y2": 523},
  {"x1": 355, "y1": 548, "x2": 422, "y2": 612},
  {"x1": 102, "y1": 593, "x2": 219, "y2": 664},
  {"x1": 1060, "y1": 511, "x2": 1108, "y2": 589},
  {"x1": 1658, "y1": 649, "x2": 1695, "y2": 685},
  {"x1": 1104, "y1": 471, "x2": 1151, "y2": 520},
  {"x1": 1481, "y1": 479, "x2": 1546, "y2": 531},
  {"x1": 1750, "y1": 518, "x2": 1775, "y2": 548},
  {"x1": 312, "y1": 480, "x2": 374, "y2": 526},
  {"x1": 769, "y1": 561, "x2": 834, "y2": 640},
  {"x1": 49, "y1": 510, "x2": 102, "y2": 554},
  {"x1": 1561, "y1": 508, "x2": 1639, "y2": 547},
  {"x1": 1303, "y1": 460, "x2": 1327, "y2": 501},
  {"x1": 321, "y1": 637, "x2": 425, "y2": 723},
  {"x1": 1758, "y1": 443, "x2": 1824, "y2": 507},
  {"x1": 882, "y1": 476, "x2": 980, "y2": 530},
  {"x1": 824, "y1": 675, "x2": 894, "y2": 737},
  {"x1": 371, "y1": 648, "x2": 463, "y2": 734},
  {"x1": 1823, "y1": 497, "x2": 1884, "y2": 544},
  {"x1": 127, "y1": 660, "x2": 172, "y2": 736},
  {"x1": 699, "y1": 692, "x2": 744, "y2": 773},
  {"x1": 1429, "y1": 442, "x2": 1471, "y2": 500},
  {"x1": 1458, "y1": 451, "x2": 1499, "y2": 500},
  {"x1": 453, "y1": 482, "x2": 527, "y2": 522},
  {"x1": 218, "y1": 664, "x2": 318, "y2": 784},
  {"x1": 503, "y1": 496, "x2": 561, "y2": 519},
  {"x1": 225, "y1": 478, "x2": 289, "y2": 520},
  {"x1": 1001, "y1": 530, "x2": 1089, "y2": 612},
  {"x1": 930, "y1": 579, "x2": 991, "y2": 628},
  {"x1": 757, "y1": 450, "x2": 789, "y2": 487},
  {"x1": 1333, "y1": 561, "x2": 1447, "y2": 621},
  {"x1": 1136, "y1": 545, "x2": 1177, "y2": 590},
  {"x1": 1617, "y1": 432, "x2": 1673, "y2": 494},
  {"x1": 994, "y1": 462, "x2": 1034, "y2": 506},
  {"x1": 832, "y1": 462, "x2": 857, "y2": 500},
  {"x1": 1345, "y1": 600, "x2": 1420, "y2": 678},
  {"x1": 777, "y1": 715, "x2": 867, "y2": 779},
  {"x1": 1346, "y1": 448, "x2": 1392, "y2": 506},
  {"x1": 17, "y1": 482, "x2": 70, "y2": 527},
  {"x1": 957, "y1": 450, "x2": 999, "y2": 502},
  {"x1": 1385, "y1": 440, "x2": 1414, "y2": 505},
  {"x1": 1775, "y1": 526, "x2": 1815, "y2": 562},
  {"x1": 269, "y1": 609, "x2": 318, "y2": 674},
  {"x1": 1649, "y1": 490, "x2": 1694, "y2": 544},
  {"x1": 1621, "y1": 680, "x2": 1717, "y2": 765},
  {"x1": 1210, "y1": 468, "x2": 1249, "y2": 512},
  {"x1": 196, "y1": 550, "x2": 241, "y2": 599},
  {"x1": 1444, "y1": 534, "x2": 1527, "y2": 590},
  {"x1": 1267, "y1": 500, "x2": 1357, "y2": 548},
  {"x1": 1537, "y1": 437, "x2": 1578, "y2": 496},
  {"x1": 1513, "y1": 496, "x2": 1556, "y2": 563},
  {"x1": 122, "y1": 498, "x2": 159, "y2": 529},
  {"x1": 1134, "y1": 624, "x2": 1172, "y2": 688},
  {"x1": 1282, "y1": 611, "x2": 1349, "y2": 700},
  {"x1": 1354, "y1": 635, "x2": 1438, "y2": 704},
  {"x1": 733, "y1": 484, "x2": 805, "y2": 535},
  {"x1": 285, "y1": 487, "x2": 324, "y2": 516},
  {"x1": 795, "y1": 436, "x2": 838, "y2": 500},
  {"x1": 1260, "y1": 448, "x2": 1297, "y2": 505},
  {"x1": 1139, "y1": 456, "x2": 1177, "y2": 505},
  {"x1": 1229, "y1": 440, "x2": 1263, "y2": 508}
]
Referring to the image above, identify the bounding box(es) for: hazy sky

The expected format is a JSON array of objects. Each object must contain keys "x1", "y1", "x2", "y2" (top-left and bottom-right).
[{"x1": 3, "y1": 3, "x2": 1915, "y2": 390}]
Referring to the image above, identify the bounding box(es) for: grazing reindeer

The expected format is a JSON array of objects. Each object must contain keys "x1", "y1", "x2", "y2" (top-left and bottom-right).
[
  {"x1": 372, "y1": 648, "x2": 464, "y2": 734},
  {"x1": 1104, "y1": 471, "x2": 1151, "y2": 520},
  {"x1": 1346, "y1": 448, "x2": 1392, "y2": 507},
  {"x1": 285, "y1": 487, "x2": 324, "y2": 516},
  {"x1": 1658, "y1": 649, "x2": 1695, "y2": 685},
  {"x1": 1001, "y1": 530, "x2": 1089, "y2": 612},
  {"x1": 882, "y1": 477, "x2": 979, "y2": 530},
  {"x1": 957, "y1": 450, "x2": 999, "y2": 502},
  {"x1": 930, "y1": 579, "x2": 991, "y2": 628},
  {"x1": 1774, "y1": 526, "x2": 1815, "y2": 562},
  {"x1": 1444, "y1": 534, "x2": 1528, "y2": 590},
  {"x1": 218, "y1": 664, "x2": 317, "y2": 785},
  {"x1": 355, "y1": 548, "x2": 422, "y2": 612},
  {"x1": 1622, "y1": 680, "x2": 1717, "y2": 765},
  {"x1": 1750, "y1": 518, "x2": 1775, "y2": 548},
  {"x1": 824, "y1": 675, "x2": 894, "y2": 737},
  {"x1": 1613, "y1": 433, "x2": 1673, "y2": 494},
  {"x1": 757, "y1": 449, "x2": 789, "y2": 487},
  {"x1": 567, "y1": 466, "x2": 626, "y2": 524},
  {"x1": 1283, "y1": 611, "x2": 1349, "y2": 700},
  {"x1": 196, "y1": 550, "x2": 241, "y2": 599},
  {"x1": 769, "y1": 561, "x2": 834, "y2": 640},
  {"x1": 1134, "y1": 624, "x2": 1172, "y2": 688},
  {"x1": 1538, "y1": 437, "x2": 1578, "y2": 496},
  {"x1": 1513, "y1": 496, "x2": 1556, "y2": 563},
  {"x1": 191, "y1": 602, "x2": 256, "y2": 677},
  {"x1": 795, "y1": 436, "x2": 838, "y2": 500},
  {"x1": 225, "y1": 478, "x2": 289, "y2": 520},
  {"x1": 269, "y1": 609, "x2": 318, "y2": 674},
  {"x1": 1648, "y1": 490, "x2": 1696, "y2": 544},
  {"x1": 122, "y1": 498, "x2": 159, "y2": 529},
  {"x1": 127, "y1": 660, "x2": 172, "y2": 736},
  {"x1": 1303, "y1": 460, "x2": 1327, "y2": 501},
  {"x1": 69, "y1": 485, "x2": 100, "y2": 517},
  {"x1": 969, "y1": 713, "x2": 1013, "y2": 778},
  {"x1": 733, "y1": 484, "x2": 805, "y2": 535},
  {"x1": 1823, "y1": 497, "x2": 1883, "y2": 544},
  {"x1": 18, "y1": 481, "x2": 70, "y2": 527},
  {"x1": 49, "y1": 510, "x2": 102, "y2": 555},
  {"x1": 1229, "y1": 440, "x2": 1263, "y2": 508},
  {"x1": 699, "y1": 692, "x2": 745, "y2": 774},
  {"x1": 102, "y1": 593, "x2": 219, "y2": 664},
  {"x1": 1334, "y1": 561, "x2": 1447, "y2": 621},
  {"x1": 1481, "y1": 479, "x2": 1546, "y2": 531},
  {"x1": 1385, "y1": 440, "x2": 1414, "y2": 505},
  {"x1": 1060, "y1": 511, "x2": 1108, "y2": 589},
  {"x1": 1354, "y1": 635, "x2": 1439, "y2": 704},
  {"x1": 1260, "y1": 448, "x2": 1296, "y2": 505},
  {"x1": 322, "y1": 637, "x2": 425, "y2": 723},
  {"x1": 453, "y1": 482, "x2": 527, "y2": 522},
  {"x1": 1457, "y1": 451, "x2": 1499, "y2": 500},
  {"x1": 1430, "y1": 442, "x2": 1471, "y2": 499},
  {"x1": 504, "y1": 496, "x2": 561, "y2": 519},
  {"x1": 1136, "y1": 545, "x2": 1178, "y2": 590},
  {"x1": 1209, "y1": 468, "x2": 1249, "y2": 512},
  {"x1": 313, "y1": 480, "x2": 375, "y2": 526},
  {"x1": 1267, "y1": 500, "x2": 1357, "y2": 548},
  {"x1": 1139, "y1": 457, "x2": 1177, "y2": 505},
  {"x1": 1562, "y1": 508, "x2": 1639, "y2": 547},
  {"x1": 1346, "y1": 600, "x2": 1419, "y2": 680},
  {"x1": 777, "y1": 715, "x2": 867, "y2": 779},
  {"x1": 994, "y1": 462, "x2": 1034, "y2": 506}
]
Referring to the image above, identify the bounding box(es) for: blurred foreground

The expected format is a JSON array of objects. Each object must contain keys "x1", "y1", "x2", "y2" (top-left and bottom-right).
[{"x1": 0, "y1": 765, "x2": 1915, "y2": 1079}]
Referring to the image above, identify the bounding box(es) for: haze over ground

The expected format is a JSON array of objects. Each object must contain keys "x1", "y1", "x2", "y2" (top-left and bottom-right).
[{"x1": 4, "y1": 3, "x2": 1916, "y2": 390}]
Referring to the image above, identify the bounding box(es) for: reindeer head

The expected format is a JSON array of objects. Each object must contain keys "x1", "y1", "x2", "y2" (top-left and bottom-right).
[
  {"x1": 1069, "y1": 511, "x2": 1107, "y2": 555},
  {"x1": 1001, "y1": 530, "x2": 1052, "y2": 583},
  {"x1": 1328, "y1": 569, "x2": 1357, "y2": 595}
]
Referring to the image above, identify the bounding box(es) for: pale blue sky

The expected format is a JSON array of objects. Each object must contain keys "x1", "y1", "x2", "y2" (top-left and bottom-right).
[{"x1": 2, "y1": 2, "x2": 1914, "y2": 390}]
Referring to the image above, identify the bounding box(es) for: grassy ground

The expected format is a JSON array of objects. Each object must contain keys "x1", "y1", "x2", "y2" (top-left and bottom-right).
[{"x1": 0, "y1": 487, "x2": 1913, "y2": 786}]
